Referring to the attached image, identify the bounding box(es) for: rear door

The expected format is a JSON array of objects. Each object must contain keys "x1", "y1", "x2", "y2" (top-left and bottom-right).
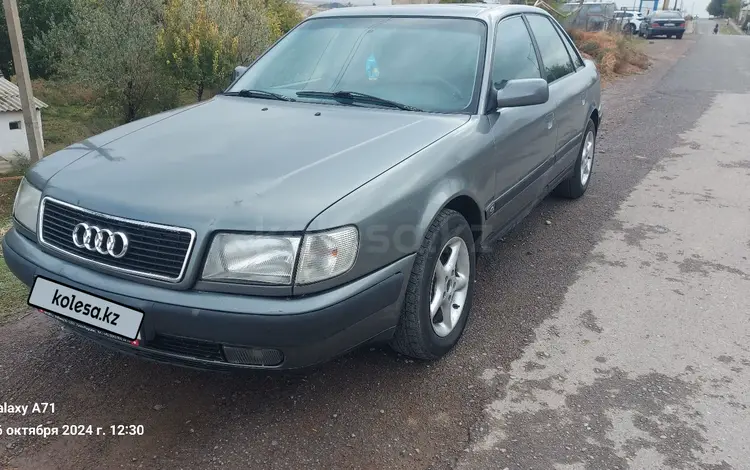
[
  {"x1": 525, "y1": 13, "x2": 586, "y2": 172},
  {"x1": 485, "y1": 14, "x2": 557, "y2": 231}
]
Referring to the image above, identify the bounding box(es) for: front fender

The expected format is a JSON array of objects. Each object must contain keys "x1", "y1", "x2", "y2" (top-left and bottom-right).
[{"x1": 298, "y1": 117, "x2": 491, "y2": 296}]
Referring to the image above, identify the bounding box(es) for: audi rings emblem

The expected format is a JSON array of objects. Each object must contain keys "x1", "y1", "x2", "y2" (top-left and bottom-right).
[{"x1": 72, "y1": 223, "x2": 129, "y2": 259}]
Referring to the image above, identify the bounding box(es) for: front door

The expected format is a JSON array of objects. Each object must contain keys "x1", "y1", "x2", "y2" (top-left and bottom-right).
[
  {"x1": 485, "y1": 14, "x2": 558, "y2": 233},
  {"x1": 525, "y1": 13, "x2": 584, "y2": 169}
]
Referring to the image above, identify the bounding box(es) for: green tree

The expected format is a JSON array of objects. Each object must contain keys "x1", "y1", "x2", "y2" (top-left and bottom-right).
[
  {"x1": 263, "y1": 0, "x2": 304, "y2": 38},
  {"x1": 0, "y1": 0, "x2": 71, "y2": 79},
  {"x1": 39, "y1": 0, "x2": 179, "y2": 123},
  {"x1": 706, "y1": 0, "x2": 725, "y2": 17},
  {"x1": 724, "y1": 0, "x2": 741, "y2": 17},
  {"x1": 157, "y1": 0, "x2": 272, "y2": 101}
]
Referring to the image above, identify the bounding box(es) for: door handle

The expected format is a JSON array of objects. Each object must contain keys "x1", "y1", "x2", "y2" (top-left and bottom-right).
[{"x1": 545, "y1": 112, "x2": 555, "y2": 130}]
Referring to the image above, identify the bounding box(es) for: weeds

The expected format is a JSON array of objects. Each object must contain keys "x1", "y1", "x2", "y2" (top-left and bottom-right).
[
  {"x1": 0, "y1": 151, "x2": 33, "y2": 177},
  {"x1": 568, "y1": 29, "x2": 650, "y2": 80}
]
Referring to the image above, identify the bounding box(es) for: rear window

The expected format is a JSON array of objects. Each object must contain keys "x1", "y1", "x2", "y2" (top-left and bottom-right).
[{"x1": 653, "y1": 11, "x2": 683, "y2": 18}]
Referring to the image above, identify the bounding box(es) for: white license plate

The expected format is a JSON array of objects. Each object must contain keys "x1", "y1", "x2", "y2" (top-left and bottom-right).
[
  {"x1": 664, "y1": 23, "x2": 675, "y2": 26},
  {"x1": 29, "y1": 277, "x2": 144, "y2": 341}
]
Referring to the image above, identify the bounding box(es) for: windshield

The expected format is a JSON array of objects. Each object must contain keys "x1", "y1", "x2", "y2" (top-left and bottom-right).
[
  {"x1": 653, "y1": 11, "x2": 683, "y2": 18},
  {"x1": 228, "y1": 17, "x2": 487, "y2": 114}
]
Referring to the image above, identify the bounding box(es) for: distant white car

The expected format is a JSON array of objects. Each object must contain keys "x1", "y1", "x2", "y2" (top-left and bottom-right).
[{"x1": 614, "y1": 10, "x2": 644, "y2": 34}]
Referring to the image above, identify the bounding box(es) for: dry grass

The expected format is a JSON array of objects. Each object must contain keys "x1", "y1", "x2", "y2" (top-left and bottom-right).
[{"x1": 569, "y1": 29, "x2": 651, "y2": 81}]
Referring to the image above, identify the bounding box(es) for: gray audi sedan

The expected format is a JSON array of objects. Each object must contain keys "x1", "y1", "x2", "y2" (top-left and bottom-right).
[{"x1": 3, "y1": 4, "x2": 602, "y2": 370}]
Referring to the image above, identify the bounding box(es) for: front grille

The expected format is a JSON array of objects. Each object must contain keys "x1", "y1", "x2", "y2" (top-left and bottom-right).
[
  {"x1": 39, "y1": 198, "x2": 195, "y2": 282},
  {"x1": 149, "y1": 334, "x2": 224, "y2": 361}
]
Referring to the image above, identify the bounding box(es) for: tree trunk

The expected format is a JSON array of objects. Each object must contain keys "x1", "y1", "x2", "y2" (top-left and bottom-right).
[
  {"x1": 196, "y1": 82, "x2": 204, "y2": 102},
  {"x1": 125, "y1": 80, "x2": 137, "y2": 123}
]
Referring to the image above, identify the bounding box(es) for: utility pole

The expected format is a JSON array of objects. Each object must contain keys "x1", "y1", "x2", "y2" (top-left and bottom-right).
[{"x1": 3, "y1": 0, "x2": 44, "y2": 163}]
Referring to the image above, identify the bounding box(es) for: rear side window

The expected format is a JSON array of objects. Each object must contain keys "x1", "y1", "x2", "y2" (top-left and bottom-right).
[
  {"x1": 491, "y1": 16, "x2": 542, "y2": 88},
  {"x1": 525, "y1": 14, "x2": 575, "y2": 83},
  {"x1": 552, "y1": 20, "x2": 585, "y2": 69}
]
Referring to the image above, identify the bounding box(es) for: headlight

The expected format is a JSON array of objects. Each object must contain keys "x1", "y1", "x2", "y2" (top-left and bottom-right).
[
  {"x1": 201, "y1": 226, "x2": 359, "y2": 286},
  {"x1": 12, "y1": 178, "x2": 42, "y2": 233},
  {"x1": 296, "y1": 226, "x2": 358, "y2": 285},
  {"x1": 202, "y1": 234, "x2": 301, "y2": 285}
]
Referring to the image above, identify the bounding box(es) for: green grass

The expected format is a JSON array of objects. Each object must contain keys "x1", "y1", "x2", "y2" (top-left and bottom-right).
[
  {"x1": 31, "y1": 80, "x2": 210, "y2": 156},
  {"x1": 719, "y1": 24, "x2": 740, "y2": 35},
  {"x1": 0, "y1": 179, "x2": 30, "y2": 323},
  {"x1": 32, "y1": 80, "x2": 119, "y2": 156}
]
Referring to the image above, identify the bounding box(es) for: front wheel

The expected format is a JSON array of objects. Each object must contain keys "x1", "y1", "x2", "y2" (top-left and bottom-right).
[
  {"x1": 390, "y1": 209, "x2": 476, "y2": 360},
  {"x1": 554, "y1": 118, "x2": 597, "y2": 199}
]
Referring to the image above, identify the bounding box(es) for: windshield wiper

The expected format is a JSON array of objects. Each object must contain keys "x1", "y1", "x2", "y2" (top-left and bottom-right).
[
  {"x1": 222, "y1": 89, "x2": 295, "y2": 102},
  {"x1": 296, "y1": 90, "x2": 422, "y2": 112}
]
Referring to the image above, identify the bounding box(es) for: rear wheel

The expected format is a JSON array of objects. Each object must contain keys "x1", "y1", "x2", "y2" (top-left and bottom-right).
[
  {"x1": 554, "y1": 118, "x2": 597, "y2": 199},
  {"x1": 390, "y1": 209, "x2": 476, "y2": 360},
  {"x1": 676, "y1": 32, "x2": 684, "y2": 39}
]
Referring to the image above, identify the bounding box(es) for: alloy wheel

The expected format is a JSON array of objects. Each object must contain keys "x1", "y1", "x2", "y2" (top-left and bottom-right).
[
  {"x1": 429, "y1": 236, "x2": 471, "y2": 337},
  {"x1": 580, "y1": 130, "x2": 595, "y2": 186}
]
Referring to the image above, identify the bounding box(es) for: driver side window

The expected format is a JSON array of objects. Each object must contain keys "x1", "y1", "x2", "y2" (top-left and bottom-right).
[{"x1": 491, "y1": 16, "x2": 542, "y2": 90}]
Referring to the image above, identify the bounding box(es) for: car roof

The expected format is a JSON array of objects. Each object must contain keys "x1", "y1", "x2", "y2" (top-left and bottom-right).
[{"x1": 309, "y1": 3, "x2": 550, "y2": 22}]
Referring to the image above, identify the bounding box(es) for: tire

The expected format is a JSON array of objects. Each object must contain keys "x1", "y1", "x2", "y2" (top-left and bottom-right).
[
  {"x1": 676, "y1": 33, "x2": 683, "y2": 39},
  {"x1": 645, "y1": 30, "x2": 653, "y2": 39},
  {"x1": 554, "y1": 118, "x2": 597, "y2": 199},
  {"x1": 390, "y1": 209, "x2": 476, "y2": 360}
]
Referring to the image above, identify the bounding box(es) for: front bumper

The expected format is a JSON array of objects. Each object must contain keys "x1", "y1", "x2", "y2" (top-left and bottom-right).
[{"x1": 3, "y1": 228, "x2": 413, "y2": 371}]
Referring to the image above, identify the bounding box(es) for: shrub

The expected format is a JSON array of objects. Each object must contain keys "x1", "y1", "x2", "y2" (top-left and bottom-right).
[
  {"x1": 568, "y1": 28, "x2": 650, "y2": 79},
  {"x1": 38, "y1": 0, "x2": 181, "y2": 124}
]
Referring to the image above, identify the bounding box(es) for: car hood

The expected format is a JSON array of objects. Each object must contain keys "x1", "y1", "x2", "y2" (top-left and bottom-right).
[{"x1": 39, "y1": 96, "x2": 469, "y2": 232}]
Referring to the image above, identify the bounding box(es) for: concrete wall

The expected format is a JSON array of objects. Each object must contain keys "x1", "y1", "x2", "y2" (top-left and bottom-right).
[
  {"x1": 0, "y1": 111, "x2": 28, "y2": 158},
  {"x1": 0, "y1": 110, "x2": 44, "y2": 173}
]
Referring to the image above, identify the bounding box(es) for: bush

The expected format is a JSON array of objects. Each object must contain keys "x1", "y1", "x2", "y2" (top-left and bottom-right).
[
  {"x1": 568, "y1": 29, "x2": 650, "y2": 79},
  {"x1": 0, "y1": 151, "x2": 32, "y2": 176},
  {"x1": 38, "y1": 0, "x2": 180, "y2": 124},
  {"x1": 158, "y1": 0, "x2": 273, "y2": 101},
  {"x1": 0, "y1": 0, "x2": 72, "y2": 79}
]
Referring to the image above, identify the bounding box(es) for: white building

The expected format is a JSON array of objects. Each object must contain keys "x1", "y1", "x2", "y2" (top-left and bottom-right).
[{"x1": 0, "y1": 77, "x2": 47, "y2": 172}]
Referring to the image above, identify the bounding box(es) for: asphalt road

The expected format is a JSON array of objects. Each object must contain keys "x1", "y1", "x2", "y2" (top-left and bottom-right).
[{"x1": 1, "y1": 27, "x2": 749, "y2": 470}]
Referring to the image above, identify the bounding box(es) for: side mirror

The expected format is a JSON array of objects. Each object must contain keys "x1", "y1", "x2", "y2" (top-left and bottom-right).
[
  {"x1": 495, "y1": 78, "x2": 549, "y2": 109},
  {"x1": 232, "y1": 65, "x2": 248, "y2": 82}
]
